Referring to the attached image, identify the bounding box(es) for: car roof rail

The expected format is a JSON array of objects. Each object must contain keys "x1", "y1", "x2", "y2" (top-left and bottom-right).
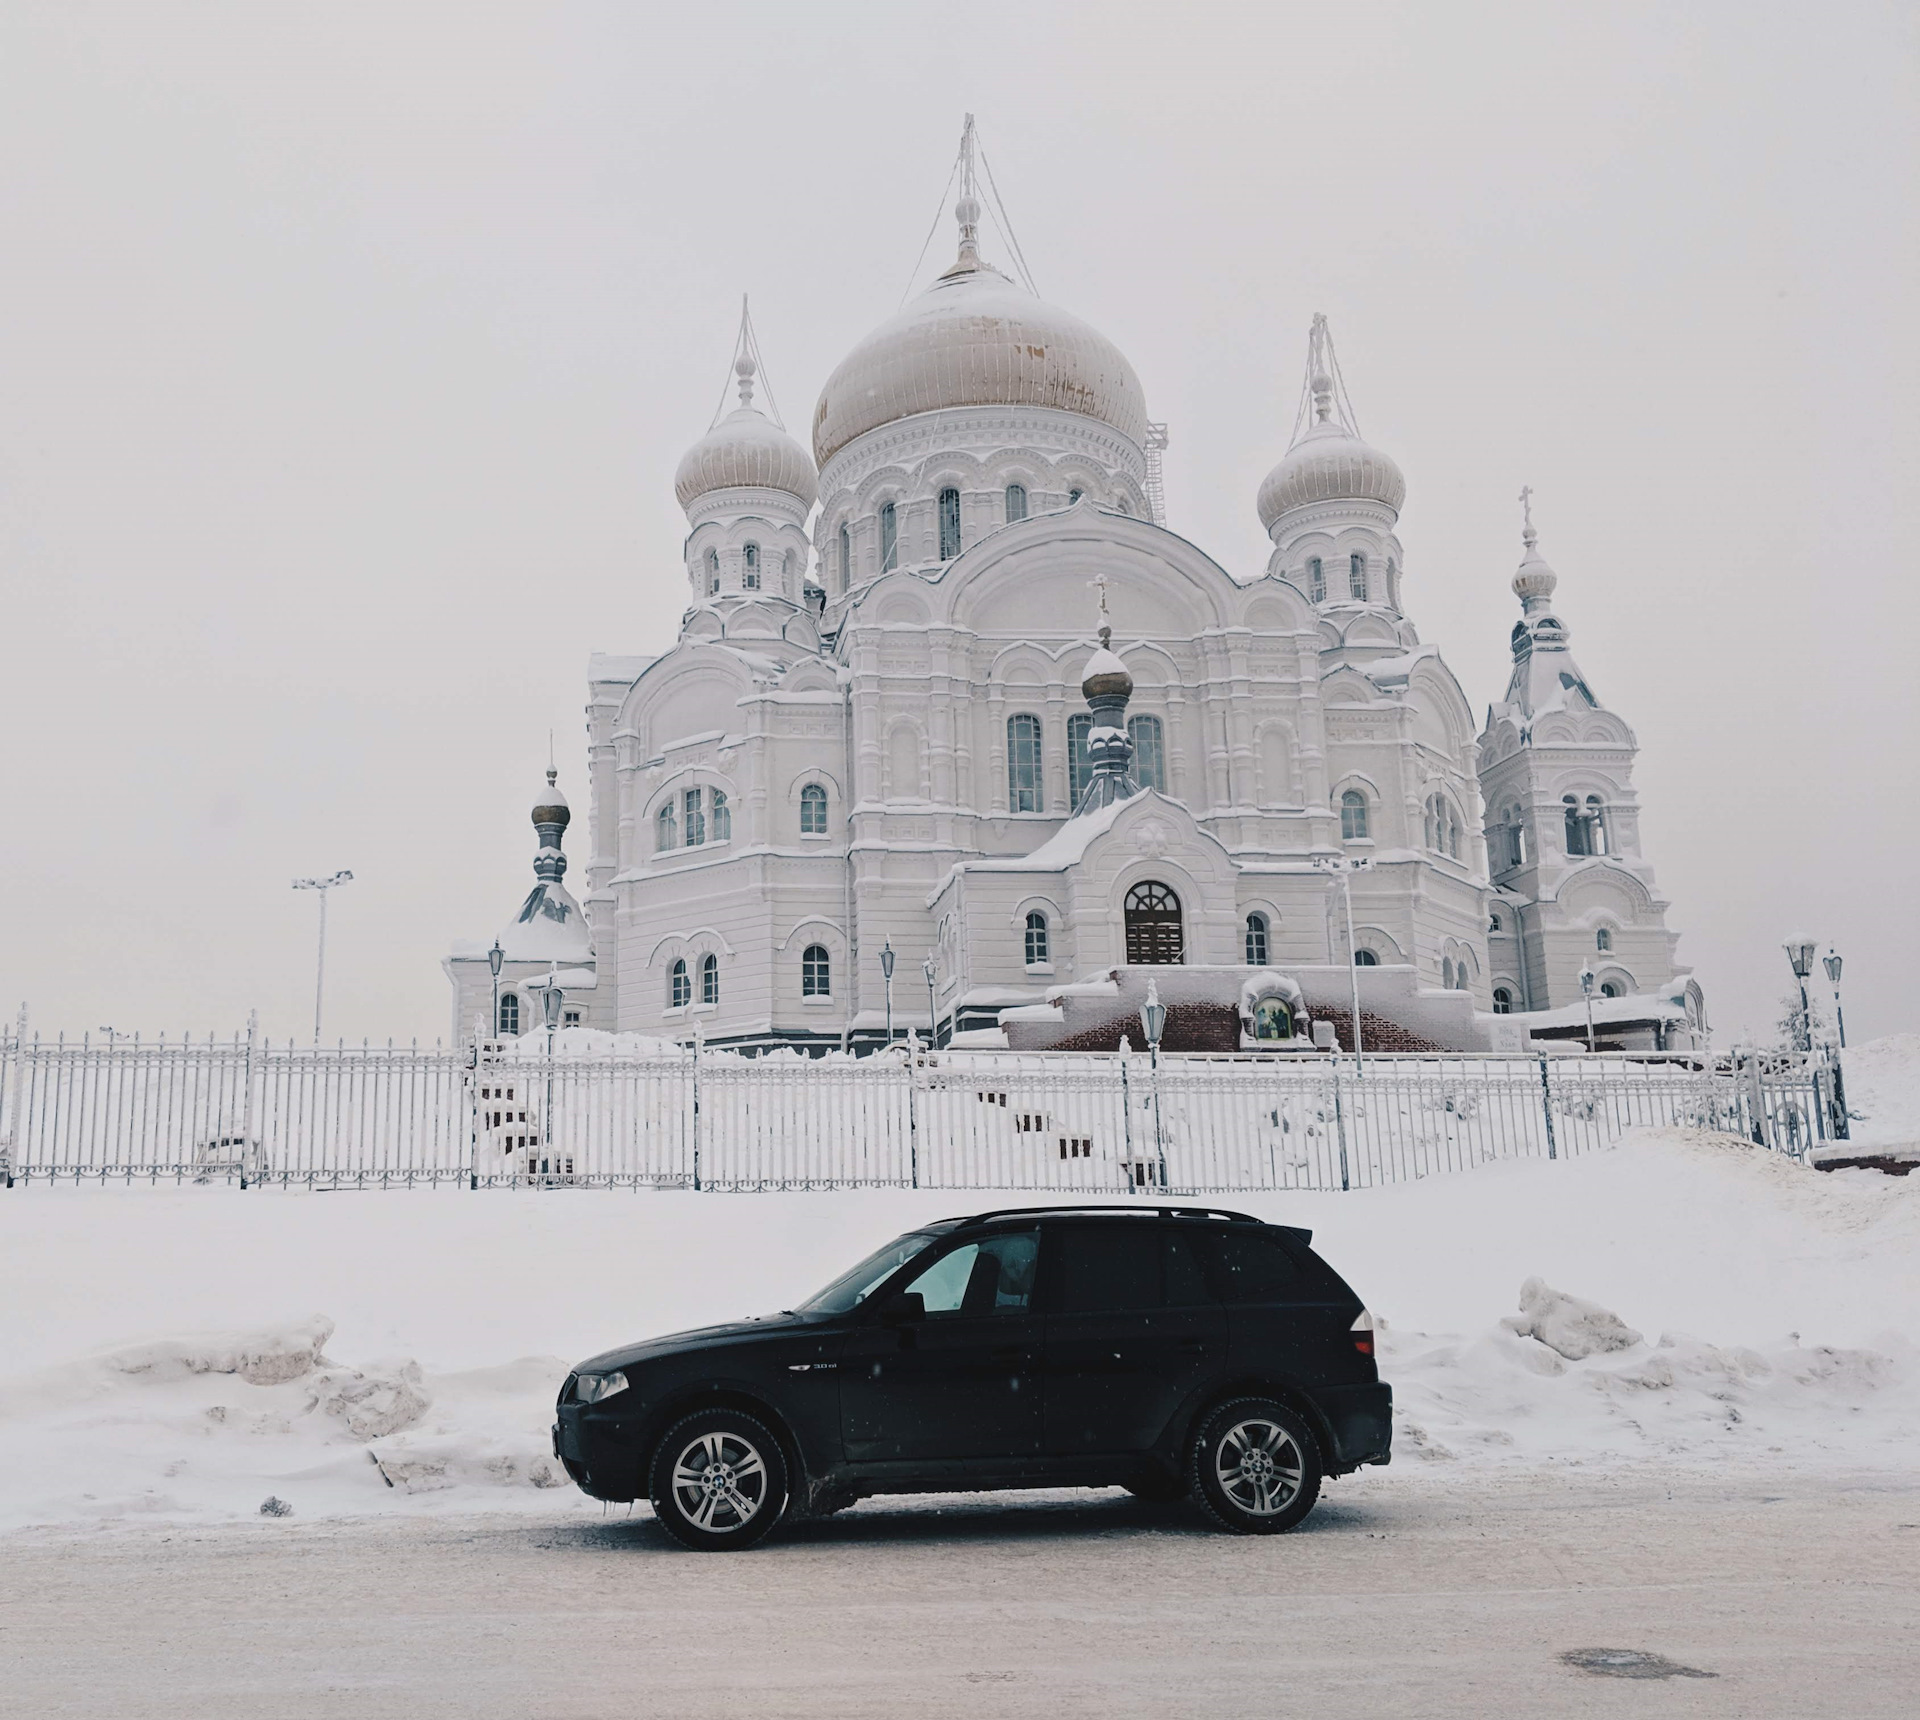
[{"x1": 940, "y1": 1204, "x2": 1265, "y2": 1227}]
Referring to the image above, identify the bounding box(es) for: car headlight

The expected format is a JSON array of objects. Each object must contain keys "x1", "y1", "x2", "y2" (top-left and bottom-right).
[{"x1": 574, "y1": 1370, "x2": 628, "y2": 1405}]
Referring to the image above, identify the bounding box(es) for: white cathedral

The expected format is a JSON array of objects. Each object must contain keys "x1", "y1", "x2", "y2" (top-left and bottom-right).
[{"x1": 446, "y1": 141, "x2": 1700, "y2": 1054}]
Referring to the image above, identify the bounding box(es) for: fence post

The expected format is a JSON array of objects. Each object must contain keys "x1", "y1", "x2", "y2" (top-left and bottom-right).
[
  {"x1": 467, "y1": 1028, "x2": 482, "y2": 1190},
  {"x1": 1537, "y1": 1054, "x2": 1558, "y2": 1160},
  {"x1": 1331, "y1": 1058, "x2": 1351, "y2": 1192},
  {"x1": 904, "y1": 1037, "x2": 920, "y2": 1190},
  {"x1": 690, "y1": 1031, "x2": 702, "y2": 1192},
  {"x1": 238, "y1": 1010, "x2": 258, "y2": 1189},
  {"x1": 1118, "y1": 1038, "x2": 1133, "y2": 1186},
  {"x1": 1743, "y1": 1049, "x2": 1769, "y2": 1148},
  {"x1": 1, "y1": 1004, "x2": 22, "y2": 1188}
]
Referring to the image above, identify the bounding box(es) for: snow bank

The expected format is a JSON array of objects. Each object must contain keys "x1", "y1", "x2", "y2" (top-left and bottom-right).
[{"x1": 2, "y1": 1062, "x2": 1916, "y2": 1530}]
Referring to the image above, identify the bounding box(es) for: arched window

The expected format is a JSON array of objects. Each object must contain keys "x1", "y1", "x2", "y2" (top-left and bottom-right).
[
  {"x1": 1340, "y1": 788, "x2": 1369, "y2": 841},
  {"x1": 1492, "y1": 987, "x2": 1513, "y2": 1015},
  {"x1": 497, "y1": 992, "x2": 520, "y2": 1036},
  {"x1": 700, "y1": 952, "x2": 719, "y2": 1005},
  {"x1": 1585, "y1": 795, "x2": 1609, "y2": 856},
  {"x1": 655, "y1": 801, "x2": 676, "y2": 851},
  {"x1": 782, "y1": 549, "x2": 794, "y2": 591},
  {"x1": 1024, "y1": 910, "x2": 1049, "y2": 967},
  {"x1": 710, "y1": 789, "x2": 730, "y2": 842},
  {"x1": 1007, "y1": 714, "x2": 1042, "y2": 812},
  {"x1": 1067, "y1": 712, "x2": 1093, "y2": 806},
  {"x1": 1564, "y1": 794, "x2": 1587, "y2": 856},
  {"x1": 879, "y1": 502, "x2": 898, "y2": 571},
  {"x1": 1442, "y1": 957, "x2": 1456, "y2": 990},
  {"x1": 1489, "y1": 911, "x2": 1503, "y2": 933},
  {"x1": 668, "y1": 959, "x2": 690, "y2": 1010},
  {"x1": 1005, "y1": 483, "x2": 1028, "y2": 523},
  {"x1": 1128, "y1": 714, "x2": 1166, "y2": 792},
  {"x1": 938, "y1": 487, "x2": 961, "y2": 559},
  {"x1": 1308, "y1": 557, "x2": 1326, "y2": 602},
  {"x1": 1068, "y1": 487, "x2": 1084, "y2": 505},
  {"x1": 1352, "y1": 948, "x2": 1379, "y2": 967},
  {"x1": 799, "y1": 783, "x2": 829, "y2": 836},
  {"x1": 1600, "y1": 980, "x2": 1623, "y2": 999},
  {"x1": 1425, "y1": 794, "x2": 1460, "y2": 859},
  {"x1": 801, "y1": 943, "x2": 831, "y2": 997},
  {"x1": 838, "y1": 523, "x2": 852, "y2": 591},
  {"x1": 1505, "y1": 809, "x2": 1529, "y2": 869},
  {"x1": 1124, "y1": 880, "x2": 1183, "y2": 965},
  {"x1": 1387, "y1": 558, "x2": 1398, "y2": 603},
  {"x1": 705, "y1": 548, "x2": 719, "y2": 595},
  {"x1": 1245, "y1": 912, "x2": 1270, "y2": 966},
  {"x1": 684, "y1": 787, "x2": 705, "y2": 847},
  {"x1": 1349, "y1": 552, "x2": 1367, "y2": 600},
  {"x1": 743, "y1": 543, "x2": 760, "y2": 589},
  {"x1": 1595, "y1": 926, "x2": 1613, "y2": 952}
]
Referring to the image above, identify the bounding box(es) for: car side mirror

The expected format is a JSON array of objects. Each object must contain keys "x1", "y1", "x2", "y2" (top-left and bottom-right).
[{"x1": 878, "y1": 1291, "x2": 925, "y2": 1327}]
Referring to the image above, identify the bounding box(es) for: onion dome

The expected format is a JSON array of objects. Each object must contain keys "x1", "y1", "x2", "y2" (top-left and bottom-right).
[
  {"x1": 1512, "y1": 491, "x2": 1559, "y2": 615},
  {"x1": 1081, "y1": 645, "x2": 1133, "y2": 701},
  {"x1": 530, "y1": 767, "x2": 570, "y2": 833},
  {"x1": 674, "y1": 353, "x2": 818, "y2": 513},
  {"x1": 811, "y1": 194, "x2": 1147, "y2": 468},
  {"x1": 1257, "y1": 374, "x2": 1405, "y2": 529}
]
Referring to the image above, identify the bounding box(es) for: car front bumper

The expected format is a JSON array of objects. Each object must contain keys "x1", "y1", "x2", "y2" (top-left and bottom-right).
[
  {"x1": 1316, "y1": 1381, "x2": 1393, "y2": 1471},
  {"x1": 553, "y1": 1402, "x2": 643, "y2": 1502}
]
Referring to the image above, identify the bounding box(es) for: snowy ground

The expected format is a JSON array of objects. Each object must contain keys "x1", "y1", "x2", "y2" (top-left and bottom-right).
[{"x1": 1, "y1": 1038, "x2": 1915, "y2": 1715}]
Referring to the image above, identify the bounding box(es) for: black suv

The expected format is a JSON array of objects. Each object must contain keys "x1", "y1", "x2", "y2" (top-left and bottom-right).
[{"x1": 554, "y1": 1206, "x2": 1391, "y2": 1550}]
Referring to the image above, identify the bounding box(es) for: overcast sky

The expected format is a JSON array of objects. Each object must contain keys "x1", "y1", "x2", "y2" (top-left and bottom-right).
[{"x1": 1, "y1": 1, "x2": 1914, "y2": 1049}]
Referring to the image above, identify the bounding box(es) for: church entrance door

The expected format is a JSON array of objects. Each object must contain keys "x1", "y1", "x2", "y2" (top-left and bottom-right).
[{"x1": 1124, "y1": 881, "x2": 1183, "y2": 965}]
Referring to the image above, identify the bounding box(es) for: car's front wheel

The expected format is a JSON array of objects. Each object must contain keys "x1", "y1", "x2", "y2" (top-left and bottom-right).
[
  {"x1": 649, "y1": 1408, "x2": 789, "y2": 1551},
  {"x1": 1189, "y1": 1398, "x2": 1321, "y2": 1534}
]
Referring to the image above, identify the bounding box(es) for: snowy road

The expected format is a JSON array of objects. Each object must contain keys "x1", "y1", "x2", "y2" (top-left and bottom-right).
[{"x1": 3, "y1": 1467, "x2": 1915, "y2": 1719}]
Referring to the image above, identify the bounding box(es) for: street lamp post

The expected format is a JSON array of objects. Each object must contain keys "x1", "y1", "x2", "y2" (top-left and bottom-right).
[
  {"x1": 923, "y1": 954, "x2": 938, "y2": 1049},
  {"x1": 1783, "y1": 938, "x2": 1817, "y2": 1052},
  {"x1": 1312, "y1": 854, "x2": 1373, "y2": 1073},
  {"x1": 291, "y1": 871, "x2": 354, "y2": 1044},
  {"x1": 1579, "y1": 965, "x2": 1597, "y2": 1054},
  {"x1": 540, "y1": 967, "x2": 564, "y2": 1177},
  {"x1": 1140, "y1": 977, "x2": 1168, "y2": 1191},
  {"x1": 488, "y1": 940, "x2": 504, "y2": 1043},
  {"x1": 880, "y1": 940, "x2": 896, "y2": 1047},
  {"x1": 1822, "y1": 949, "x2": 1846, "y2": 1049}
]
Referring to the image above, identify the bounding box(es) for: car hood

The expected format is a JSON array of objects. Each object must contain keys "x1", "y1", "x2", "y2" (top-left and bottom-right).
[{"x1": 572, "y1": 1310, "x2": 820, "y2": 1375}]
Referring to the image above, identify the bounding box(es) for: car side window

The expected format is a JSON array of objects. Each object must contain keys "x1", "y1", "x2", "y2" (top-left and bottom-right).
[
  {"x1": 1164, "y1": 1229, "x2": 1215, "y2": 1306},
  {"x1": 1202, "y1": 1231, "x2": 1302, "y2": 1303},
  {"x1": 1053, "y1": 1225, "x2": 1161, "y2": 1313},
  {"x1": 902, "y1": 1230, "x2": 1039, "y2": 1317}
]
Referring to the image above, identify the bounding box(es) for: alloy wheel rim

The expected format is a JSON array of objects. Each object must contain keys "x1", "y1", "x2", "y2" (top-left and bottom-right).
[
  {"x1": 1215, "y1": 1418, "x2": 1303, "y2": 1516},
  {"x1": 670, "y1": 1431, "x2": 768, "y2": 1532}
]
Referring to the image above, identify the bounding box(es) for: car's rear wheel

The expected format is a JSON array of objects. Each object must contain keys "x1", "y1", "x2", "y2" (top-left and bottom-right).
[
  {"x1": 648, "y1": 1408, "x2": 788, "y2": 1551},
  {"x1": 1189, "y1": 1398, "x2": 1321, "y2": 1534}
]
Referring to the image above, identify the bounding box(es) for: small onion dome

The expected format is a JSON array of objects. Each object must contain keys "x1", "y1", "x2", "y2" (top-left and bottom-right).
[
  {"x1": 531, "y1": 769, "x2": 571, "y2": 831},
  {"x1": 1512, "y1": 536, "x2": 1559, "y2": 612},
  {"x1": 1256, "y1": 373, "x2": 1405, "y2": 531},
  {"x1": 812, "y1": 256, "x2": 1147, "y2": 469},
  {"x1": 1081, "y1": 645, "x2": 1133, "y2": 701},
  {"x1": 674, "y1": 356, "x2": 818, "y2": 513}
]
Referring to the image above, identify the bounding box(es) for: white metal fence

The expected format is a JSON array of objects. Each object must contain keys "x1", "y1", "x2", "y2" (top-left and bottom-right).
[{"x1": 0, "y1": 1018, "x2": 1841, "y2": 1193}]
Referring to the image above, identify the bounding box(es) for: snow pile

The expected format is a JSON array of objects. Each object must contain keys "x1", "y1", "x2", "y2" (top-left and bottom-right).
[
  {"x1": 1501, "y1": 1278, "x2": 1642, "y2": 1359},
  {"x1": 1827, "y1": 1031, "x2": 1920, "y2": 1161},
  {"x1": 1, "y1": 1039, "x2": 1915, "y2": 1531}
]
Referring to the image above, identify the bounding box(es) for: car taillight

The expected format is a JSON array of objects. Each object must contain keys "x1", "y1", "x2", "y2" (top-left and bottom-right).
[{"x1": 1350, "y1": 1309, "x2": 1376, "y2": 1358}]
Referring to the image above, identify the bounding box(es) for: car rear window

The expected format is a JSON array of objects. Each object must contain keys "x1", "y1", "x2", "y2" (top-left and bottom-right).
[{"x1": 1201, "y1": 1230, "x2": 1302, "y2": 1302}]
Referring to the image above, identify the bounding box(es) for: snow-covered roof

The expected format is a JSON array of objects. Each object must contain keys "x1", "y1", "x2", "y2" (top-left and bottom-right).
[
  {"x1": 1518, "y1": 990, "x2": 1688, "y2": 1032},
  {"x1": 961, "y1": 793, "x2": 1132, "y2": 873}
]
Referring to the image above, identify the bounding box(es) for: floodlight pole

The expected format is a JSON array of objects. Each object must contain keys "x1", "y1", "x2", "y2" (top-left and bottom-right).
[
  {"x1": 1313, "y1": 854, "x2": 1371, "y2": 1074},
  {"x1": 291, "y1": 871, "x2": 354, "y2": 1044},
  {"x1": 1579, "y1": 965, "x2": 1597, "y2": 1055},
  {"x1": 880, "y1": 939, "x2": 896, "y2": 1047}
]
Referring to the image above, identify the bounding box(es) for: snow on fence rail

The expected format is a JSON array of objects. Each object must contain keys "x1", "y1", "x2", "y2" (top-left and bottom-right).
[{"x1": 0, "y1": 1023, "x2": 1838, "y2": 1193}]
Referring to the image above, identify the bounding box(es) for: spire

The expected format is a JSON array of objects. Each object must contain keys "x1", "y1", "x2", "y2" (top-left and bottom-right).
[
  {"x1": 1290, "y1": 312, "x2": 1366, "y2": 446},
  {"x1": 709, "y1": 295, "x2": 785, "y2": 430},
  {"x1": 1511, "y1": 483, "x2": 1560, "y2": 616},
  {"x1": 1073, "y1": 577, "x2": 1141, "y2": 817}
]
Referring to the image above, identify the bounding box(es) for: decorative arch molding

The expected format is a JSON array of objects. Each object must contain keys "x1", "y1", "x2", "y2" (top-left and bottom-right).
[
  {"x1": 640, "y1": 764, "x2": 740, "y2": 819},
  {"x1": 775, "y1": 917, "x2": 848, "y2": 954},
  {"x1": 874, "y1": 590, "x2": 931, "y2": 626},
  {"x1": 1592, "y1": 964, "x2": 1639, "y2": 994},
  {"x1": 1008, "y1": 893, "x2": 1065, "y2": 930},
  {"x1": 785, "y1": 769, "x2": 844, "y2": 803},
  {"x1": 1330, "y1": 769, "x2": 1385, "y2": 800},
  {"x1": 1553, "y1": 861, "x2": 1656, "y2": 915},
  {"x1": 1349, "y1": 924, "x2": 1406, "y2": 962},
  {"x1": 644, "y1": 926, "x2": 739, "y2": 967},
  {"x1": 779, "y1": 660, "x2": 839, "y2": 693}
]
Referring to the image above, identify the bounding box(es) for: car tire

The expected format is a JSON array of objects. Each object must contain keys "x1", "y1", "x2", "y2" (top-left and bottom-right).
[
  {"x1": 648, "y1": 1408, "x2": 789, "y2": 1551},
  {"x1": 1188, "y1": 1397, "x2": 1322, "y2": 1535}
]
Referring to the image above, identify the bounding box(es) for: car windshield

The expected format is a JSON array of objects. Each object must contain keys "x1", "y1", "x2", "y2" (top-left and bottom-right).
[{"x1": 796, "y1": 1231, "x2": 939, "y2": 1314}]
